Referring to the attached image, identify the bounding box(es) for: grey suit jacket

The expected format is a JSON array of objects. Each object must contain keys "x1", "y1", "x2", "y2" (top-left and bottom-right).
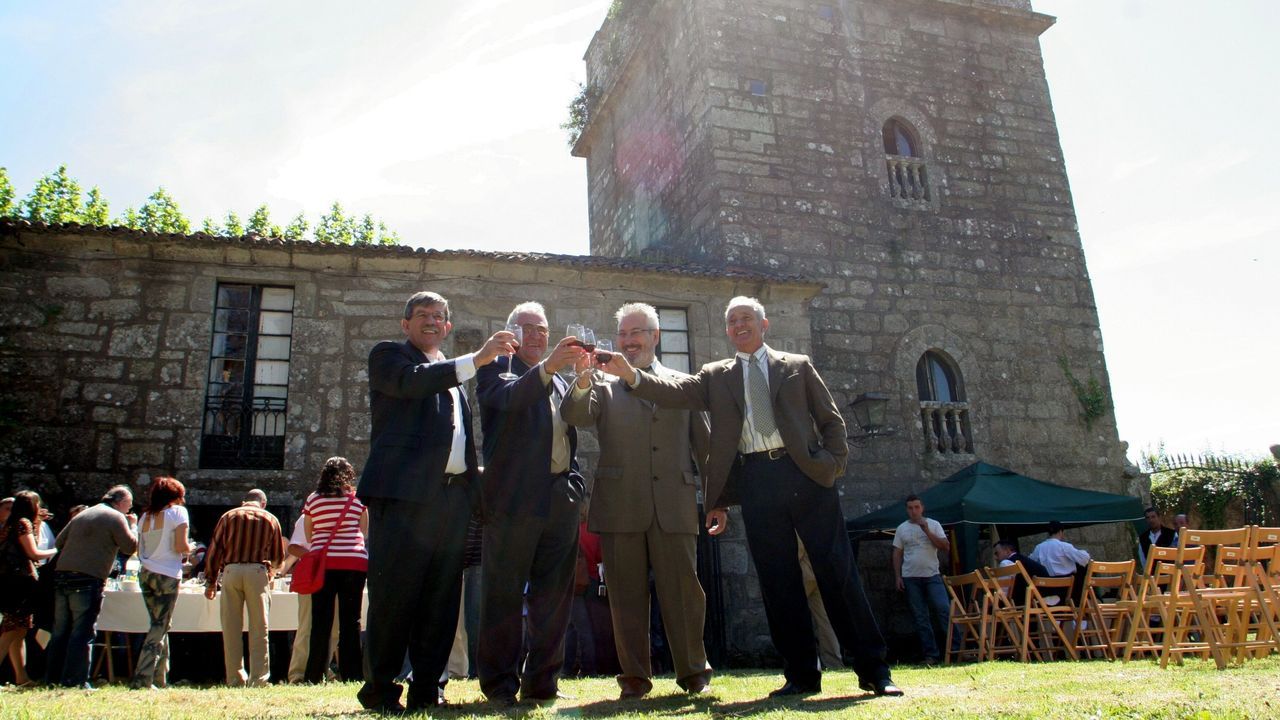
[
  {"x1": 629, "y1": 346, "x2": 849, "y2": 510},
  {"x1": 562, "y1": 361, "x2": 711, "y2": 535}
]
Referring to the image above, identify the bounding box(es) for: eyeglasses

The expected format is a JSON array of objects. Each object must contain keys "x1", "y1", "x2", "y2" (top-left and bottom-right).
[
  {"x1": 616, "y1": 328, "x2": 656, "y2": 340},
  {"x1": 520, "y1": 324, "x2": 549, "y2": 336}
]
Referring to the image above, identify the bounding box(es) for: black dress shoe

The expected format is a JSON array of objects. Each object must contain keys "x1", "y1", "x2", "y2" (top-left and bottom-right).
[
  {"x1": 865, "y1": 680, "x2": 903, "y2": 696},
  {"x1": 769, "y1": 680, "x2": 821, "y2": 697}
]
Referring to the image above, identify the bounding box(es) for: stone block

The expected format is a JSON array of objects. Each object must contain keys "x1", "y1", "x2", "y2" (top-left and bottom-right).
[
  {"x1": 164, "y1": 313, "x2": 210, "y2": 350},
  {"x1": 119, "y1": 441, "x2": 167, "y2": 466},
  {"x1": 88, "y1": 299, "x2": 140, "y2": 321},
  {"x1": 47, "y1": 276, "x2": 111, "y2": 299},
  {"x1": 108, "y1": 324, "x2": 160, "y2": 358}
]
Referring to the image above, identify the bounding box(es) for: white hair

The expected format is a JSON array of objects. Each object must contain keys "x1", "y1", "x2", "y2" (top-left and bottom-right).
[
  {"x1": 506, "y1": 301, "x2": 547, "y2": 326},
  {"x1": 614, "y1": 302, "x2": 660, "y2": 330},
  {"x1": 724, "y1": 296, "x2": 767, "y2": 323}
]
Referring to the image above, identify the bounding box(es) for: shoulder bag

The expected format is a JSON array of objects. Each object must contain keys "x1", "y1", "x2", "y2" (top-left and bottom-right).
[{"x1": 290, "y1": 495, "x2": 356, "y2": 595}]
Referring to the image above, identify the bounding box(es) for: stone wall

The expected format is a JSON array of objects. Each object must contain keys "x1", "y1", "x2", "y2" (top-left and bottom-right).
[
  {"x1": 575, "y1": 0, "x2": 1141, "y2": 657},
  {"x1": 0, "y1": 223, "x2": 820, "y2": 641}
]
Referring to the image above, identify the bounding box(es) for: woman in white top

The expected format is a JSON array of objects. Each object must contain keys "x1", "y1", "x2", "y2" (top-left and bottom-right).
[{"x1": 131, "y1": 476, "x2": 193, "y2": 689}]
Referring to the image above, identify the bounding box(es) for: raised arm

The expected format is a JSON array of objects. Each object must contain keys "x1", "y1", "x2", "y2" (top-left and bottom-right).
[{"x1": 368, "y1": 342, "x2": 464, "y2": 399}]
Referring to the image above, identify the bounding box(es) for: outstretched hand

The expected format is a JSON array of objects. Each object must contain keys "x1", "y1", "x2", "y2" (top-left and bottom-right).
[
  {"x1": 543, "y1": 336, "x2": 586, "y2": 375},
  {"x1": 475, "y1": 330, "x2": 518, "y2": 367},
  {"x1": 599, "y1": 351, "x2": 637, "y2": 384}
]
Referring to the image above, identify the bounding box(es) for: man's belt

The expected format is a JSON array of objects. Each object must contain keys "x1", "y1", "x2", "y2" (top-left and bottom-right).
[
  {"x1": 739, "y1": 448, "x2": 787, "y2": 464},
  {"x1": 444, "y1": 473, "x2": 468, "y2": 486}
]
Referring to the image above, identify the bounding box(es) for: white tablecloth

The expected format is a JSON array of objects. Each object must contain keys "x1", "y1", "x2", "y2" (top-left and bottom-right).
[{"x1": 97, "y1": 589, "x2": 367, "y2": 634}]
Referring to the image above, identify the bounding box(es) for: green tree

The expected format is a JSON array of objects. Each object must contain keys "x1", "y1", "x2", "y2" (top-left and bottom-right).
[
  {"x1": 118, "y1": 207, "x2": 142, "y2": 230},
  {"x1": 247, "y1": 204, "x2": 281, "y2": 238},
  {"x1": 23, "y1": 165, "x2": 83, "y2": 223},
  {"x1": 199, "y1": 217, "x2": 219, "y2": 235},
  {"x1": 222, "y1": 210, "x2": 244, "y2": 237},
  {"x1": 82, "y1": 187, "x2": 110, "y2": 225},
  {"x1": 354, "y1": 213, "x2": 377, "y2": 245},
  {"x1": 377, "y1": 221, "x2": 400, "y2": 246},
  {"x1": 136, "y1": 187, "x2": 191, "y2": 234},
  {"x1": 0, "y1": 167, "x2": 16, "y2": 218},
  {"x1": 315, "y1": 201, "x2": 355, "y2": 244},
  {"x1": 283, "y1": 213, "x2": 308, "y2": 241}
]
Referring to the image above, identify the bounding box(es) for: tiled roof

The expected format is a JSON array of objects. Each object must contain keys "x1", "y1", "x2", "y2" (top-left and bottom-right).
[{"x1": 1, "y1": 218, "x2": 815, "y2": 285}]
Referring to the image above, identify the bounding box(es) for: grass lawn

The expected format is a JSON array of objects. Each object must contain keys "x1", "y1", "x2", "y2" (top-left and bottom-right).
[{"x1": 3, "y1": 658, "x2": 1278, "y2": 719}]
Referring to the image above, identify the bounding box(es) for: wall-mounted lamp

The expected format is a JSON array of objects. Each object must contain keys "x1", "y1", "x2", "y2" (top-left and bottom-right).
[{"x1": 847, "y1": 392, "x2": 895, "y2": 443}]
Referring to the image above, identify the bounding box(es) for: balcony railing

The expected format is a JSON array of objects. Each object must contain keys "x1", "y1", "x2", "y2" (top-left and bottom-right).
[
  {"x1": 920, "y1": 401, "x2": 973, "y2": 455},
  {"x1": 200, "y1": 397, "x2": 287, "y2": 469},
  {"x1": 886, "y1": 154, "x2": 930, "y2": 202}
]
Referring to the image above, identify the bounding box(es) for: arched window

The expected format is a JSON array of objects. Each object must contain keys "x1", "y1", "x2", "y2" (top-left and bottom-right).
[
  {"x1": 882, "y1": 118, "x2": 929, "y2": 202},
  {"x1": 882, "y1": 118, "x2": 919, "y2": 158},
  {"x1": 915, "y1": 351, "x2": 973, "y2": 454}
]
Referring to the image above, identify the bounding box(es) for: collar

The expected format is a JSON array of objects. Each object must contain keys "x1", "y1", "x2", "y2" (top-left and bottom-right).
[{"x1": 735, "y1": 345, "x2": 770, "y2": 364}]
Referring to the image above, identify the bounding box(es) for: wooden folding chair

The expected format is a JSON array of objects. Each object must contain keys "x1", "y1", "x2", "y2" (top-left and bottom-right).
[
  {"x1": 983, "y1": 565, "x2": 1030, "y2": 662},
  {"x1": 1123, "y1": 544, "x2": 1205, "y2": 661},
  {"x1": 1158, "y1": 527, "x2": 1277, "y2": 669},
  {"x1": 1028, "y1": 574, "x2": 1081, "y2": 661},
  {"x1": 1076, "y1": 559, "x2": 1138, "y2": 660},
  {"x1": 944, "y1": 570, "x2": 991, "y2": 664}
]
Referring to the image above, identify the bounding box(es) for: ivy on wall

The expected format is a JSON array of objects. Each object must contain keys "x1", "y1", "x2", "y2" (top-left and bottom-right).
[
  {"x1": 1057, "y1": 356, "x2": 1109, "y2": 430},
  {"x1": 1150, "y1": 459, "x2": 1279, "y2": 528}
]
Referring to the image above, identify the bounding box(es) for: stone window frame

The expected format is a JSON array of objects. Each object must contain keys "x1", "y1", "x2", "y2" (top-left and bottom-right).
[
  {"x1": 865, "y1": 100, "x2": 942, "y2": 211},
  {"x1": 893, "y1": 325, "x2": 978, "y2": 457},
  {"x1": 655, "y1": 306, "x2": 692, "y2": 373},
  {"x1": 198, "y1": 282, "x2": 294, "y2": 470}
]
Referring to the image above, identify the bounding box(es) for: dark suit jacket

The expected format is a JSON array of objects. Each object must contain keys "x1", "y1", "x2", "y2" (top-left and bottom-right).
[
  {"x1": 629, "y1": 345, "x2": 848, "y2": 510},
  {"x1": 1007, "y1": 551, "x2": 1051, "y2": 603},
  {"x1": 561, "y1": 361, "x2": 710, "y2": 535},
  {"x1": 1139, "y1": 526, "x2": 1178, "y2": 558},
  {"x1": 357, "y1": 339, "x2": 479, "y2": 508},
  {"x1": 476, "y1": 354, "x2": 584, "y2": 519}
]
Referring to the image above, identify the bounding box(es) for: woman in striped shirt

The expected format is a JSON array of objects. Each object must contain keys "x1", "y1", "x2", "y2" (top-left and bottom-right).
[{"x1": 303, "y1": 457, "x2": 368, "y2": 683}]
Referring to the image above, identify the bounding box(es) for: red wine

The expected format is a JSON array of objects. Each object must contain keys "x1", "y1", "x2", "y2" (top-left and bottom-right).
[
  {"x1": 596, "y1": 351, "x2": 613, "y2": 363},
  {"x1": 566, "y1": 340, "x2": 585, "y2": 348},
  {"x1": 582, "y1": 343, "x2": 596, "y2": 353}
]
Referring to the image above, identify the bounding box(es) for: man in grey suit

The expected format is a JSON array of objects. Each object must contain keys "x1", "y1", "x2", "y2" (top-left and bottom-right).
[
  {"x1": 561, "y1": 302, "x2": 713, "y2": 699},
  {"x1": 599, "y1": 296, "x2": 902, "y2": 698}
]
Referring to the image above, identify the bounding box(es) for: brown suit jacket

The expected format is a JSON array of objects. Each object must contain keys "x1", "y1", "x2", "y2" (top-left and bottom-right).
[
  {"x1": 562, "y1": 361, "x2": 711, "y2": 535},
  {"x1": 629, "y1": 346, "x2": 848, "y2": 510}
]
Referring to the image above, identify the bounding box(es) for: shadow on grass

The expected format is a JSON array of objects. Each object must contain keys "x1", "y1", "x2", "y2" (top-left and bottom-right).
[{"x1": 565, "y1": 690, "x2": 878, "y2": 718}]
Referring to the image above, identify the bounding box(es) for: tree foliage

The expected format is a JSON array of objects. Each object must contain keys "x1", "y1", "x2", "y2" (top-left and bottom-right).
[
  {"x1": 0, "y1": 164, "x2": 403, "y2": 245},
  {"x1": 0, "y1": 167, "x2": 16, "y2": 217},
  {"x1": 1147, "y1": 449, "x2": 1280, "y2": 528}
]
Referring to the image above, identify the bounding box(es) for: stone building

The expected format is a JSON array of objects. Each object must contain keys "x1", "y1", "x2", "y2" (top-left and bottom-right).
[
  {"x1": 0, "y1": 0, "x2": 1139, "y2": 665},
  {"x1": 569, "y1": 0, "x2": 1137, "y2": 655}
]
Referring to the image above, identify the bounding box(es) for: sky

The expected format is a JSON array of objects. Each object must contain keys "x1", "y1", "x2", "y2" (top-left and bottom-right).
[{"x1": 1, "y1": 0, "x2": 1276, "y2": 461}]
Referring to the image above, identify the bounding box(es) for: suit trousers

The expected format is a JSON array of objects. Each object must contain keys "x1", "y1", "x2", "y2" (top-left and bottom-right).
[
  {"x1": 360, "y1": 486, "x2": 470, "y2": 708},
  {"x1": 219, "y1": 563, "x2": 271, "y2": 686},
  {"x1": 477, "y1": 477, "x2": 579, "y2": 700},
  {"x1": 737, "y1": 454, "x2": 890, "y2": 687},
  {"x1": 600, "y1": 515, "x2": 709, "y2": 687}
]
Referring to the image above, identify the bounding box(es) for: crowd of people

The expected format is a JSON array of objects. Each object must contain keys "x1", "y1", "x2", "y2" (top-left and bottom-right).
[{"x1": 0, "y1": 292, "x2": 919, "y2": 706}]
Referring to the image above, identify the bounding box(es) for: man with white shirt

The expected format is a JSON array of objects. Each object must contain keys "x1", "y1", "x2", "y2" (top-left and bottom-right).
[
  {"x1": 600, "y1": 296, "x2": 901, "y2": 698},
  {"x1": 892, "y1": 495, "x2": 950, "y2": 666},
  {"x1": 355, "y1": 291, "x2": 515, "y2": 712},
  {"x1": 1029, "y1": 521, "x2": 1091, "y2": 577}
]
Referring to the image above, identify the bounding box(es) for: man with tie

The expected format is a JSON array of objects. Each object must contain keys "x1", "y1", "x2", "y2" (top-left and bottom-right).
[
  {"x1": 356, "y1": 291, "x2": 514, "y2": 712},
  {"x1": 600, "y1": 296, "x2": 902, "y2": 698},
  {"x1": 561, "y1": 302, "x2": 713, "y2": 699},
  {"x1": 476, "y1": 301, "x2": 586, "y2": 706}
]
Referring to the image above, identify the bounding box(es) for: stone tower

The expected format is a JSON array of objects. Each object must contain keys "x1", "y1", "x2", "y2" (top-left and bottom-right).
[{"x1": 573, "y1": 0, "x2": 1135, "y2": 652}]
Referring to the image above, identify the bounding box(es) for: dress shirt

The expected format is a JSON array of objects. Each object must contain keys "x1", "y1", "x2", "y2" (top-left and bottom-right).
[
  {"x1": 736, "y1": 345, "x2": 784, "y2": 454},
  {"x1": 205, "y1": 504, "x2": 284, "y2": 585},
  {"x1": 441, "y1": 353, "x2": 477, "y2": 475},
  {"x1": 539, "y1": 364, "x2": 572, "y2": 474},
  {"x1": 1028, "y1": 536, "x2": 1091, "y2": 576}
]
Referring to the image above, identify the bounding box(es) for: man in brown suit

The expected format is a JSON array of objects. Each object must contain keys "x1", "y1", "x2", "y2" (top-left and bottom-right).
[
  {"x1": 562, "y1": 302, "x2": 712, "y2": 699},
  {"x1": 600, "y1": 296, "x2": 902, "y2": 698}
]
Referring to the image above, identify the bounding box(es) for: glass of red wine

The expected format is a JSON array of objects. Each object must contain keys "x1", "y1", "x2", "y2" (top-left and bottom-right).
[
  {"x1": 499, "y1": 323, "x2": 522, "y2": 380},
  {"x1": 580, "y1": 328, "x2": 596, "y2": 355},
  {"x1": 595, "y1": 339, "x2": 614, "y2": 365}
]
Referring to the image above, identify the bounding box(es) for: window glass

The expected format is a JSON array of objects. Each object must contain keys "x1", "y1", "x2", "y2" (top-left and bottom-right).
[
  {"x1": 217, "y1": 285, "x2": 251, "y2": 308},
  {"x1": 260, "y1": 287, "x2": 295, "y2": 311},
  {"x1": 257, "y1": 336, "x2": 291, "y2": 360}
]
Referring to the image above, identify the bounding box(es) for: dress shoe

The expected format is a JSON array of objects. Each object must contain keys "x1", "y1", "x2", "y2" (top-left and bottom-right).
[
  {"x1": 357, "y1": 684, "x2": 405, "y2": 714},
  {"x1": 522, "y1": 690, "x2": 572, "y2": 706},
  {"x1": 769, "y1": 680, "x2": 821, "y2": 697},
  {"x1": 861, "y1": 679, "x2": 904, "y2": 697},
  {"x1": 684, "y1": 676, "x2": 712, "y2": 694},
  {"x1": 487, "y1": 693, "x2": 518, "y2": 708},
  {"x1": 618, "y1": 677, "x2": 652, "y2": 700}
]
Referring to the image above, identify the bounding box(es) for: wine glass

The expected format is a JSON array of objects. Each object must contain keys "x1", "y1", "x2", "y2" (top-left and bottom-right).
[
  {"x1": 566, "y1": 323, "x2": 585, "y2": 347},
  {"x1": 580, "y1": 328, "x2": 597, "y2": 354},
  {"x1": 499, "y1": 323, "x2": 522, "y2": 380},
  {"x1": 594, "y1": 339, "x2": 614, "y2": 373}
]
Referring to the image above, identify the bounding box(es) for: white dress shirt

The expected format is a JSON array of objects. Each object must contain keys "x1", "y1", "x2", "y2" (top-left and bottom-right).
[
  {"x1": 443, "y1": 353, "x2": 478, "y2": 475},
  {"x1": 1029, "y1": 536, "x2": 1091, "y2": 576},
  {"x1": 736, "y1": 345, "x2": 784, "y2": 454}
]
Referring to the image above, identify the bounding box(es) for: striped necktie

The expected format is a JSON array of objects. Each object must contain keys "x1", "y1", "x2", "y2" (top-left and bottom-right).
[{"x1": 747, "y1": 354, "x2": 777, "y2": 437}]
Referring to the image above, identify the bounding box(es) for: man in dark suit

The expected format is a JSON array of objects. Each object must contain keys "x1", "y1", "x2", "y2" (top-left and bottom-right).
[
  {"x1": 356, "y1": 291, "x2": 513, "y2": 712},
  {"x1": 561, "y1": 302, "x2": 713, "y2": 699},
  {"x1": 993, "y1": 540, "x2": 1051, "y2": 603},
  {"x1": 476, "y1": 301, "x2": 586, "y2": 706},
  {"x1": 1138, "y1": 506, "x2": 1178, "y2": 565},
  {"x1": 600, "y1": 296, "x2": 902, "y2": 698}
]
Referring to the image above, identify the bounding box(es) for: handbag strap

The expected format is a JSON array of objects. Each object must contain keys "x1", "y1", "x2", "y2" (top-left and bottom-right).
[{"x1": 311, "y1": 494, "x2": 357, "y2": 558}]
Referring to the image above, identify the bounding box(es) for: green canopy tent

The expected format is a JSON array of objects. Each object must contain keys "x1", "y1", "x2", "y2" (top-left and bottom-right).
[{"x1": 846, "y1": 461, "x2": 1145, "y2": 572}]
